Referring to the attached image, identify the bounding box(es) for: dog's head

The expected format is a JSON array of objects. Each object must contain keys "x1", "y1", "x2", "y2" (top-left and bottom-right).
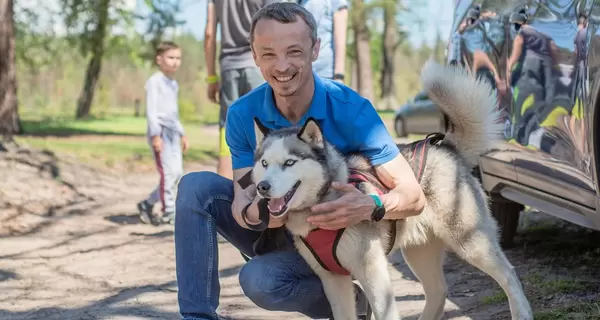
[{"x1": 252, "y1": 117, "x2": 333, "y2": 218}]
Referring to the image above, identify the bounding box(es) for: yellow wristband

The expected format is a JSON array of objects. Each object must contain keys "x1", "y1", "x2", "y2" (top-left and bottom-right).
[{"x1": 206, "y1": 75, "x2": 219, "y2": 84}]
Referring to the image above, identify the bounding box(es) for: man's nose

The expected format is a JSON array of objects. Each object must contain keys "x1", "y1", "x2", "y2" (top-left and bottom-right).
[{"x1": 274, "y1": 57, "x2": 291, "y2": 73}]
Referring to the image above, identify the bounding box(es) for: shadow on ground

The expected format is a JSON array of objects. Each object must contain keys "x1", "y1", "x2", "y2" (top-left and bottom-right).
[{"x1": 0, "y1": 281, "x2": 179, "y2": 320}]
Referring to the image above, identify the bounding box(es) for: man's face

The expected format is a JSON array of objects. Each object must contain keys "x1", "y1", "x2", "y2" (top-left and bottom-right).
[
  {"x1": 157, "y1": 48, "x2": 182, "y2": 75},
  {"x1": 252, "y1": 17, "x2": 320, "y2": 97}
]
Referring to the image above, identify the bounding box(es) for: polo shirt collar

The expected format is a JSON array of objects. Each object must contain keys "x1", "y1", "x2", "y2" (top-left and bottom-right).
[{"x1": 263, "y1": 71, "x2": 327, "y2": 127}]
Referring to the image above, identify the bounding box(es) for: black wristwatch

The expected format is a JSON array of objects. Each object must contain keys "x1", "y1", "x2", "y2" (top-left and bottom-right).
[{"x1": 369, "y1": 194, "x2": 386, "y2": 222}]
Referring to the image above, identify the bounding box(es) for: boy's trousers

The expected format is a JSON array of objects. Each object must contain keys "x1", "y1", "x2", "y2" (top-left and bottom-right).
[{"x1": 146, "y1": 127, "x2": 183, "y2": 214}]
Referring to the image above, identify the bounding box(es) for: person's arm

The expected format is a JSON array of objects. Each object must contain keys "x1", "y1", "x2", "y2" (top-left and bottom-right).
[
  {"x1": 226, "y1": 109, "x2": 286, "y2": 229},
  {"x1": 375, "y1": 157, "x2": 426, "y2": 219},
  {"x1": 204, "y1": 1, "x2": 218, "y2": 78},
  {"x1": 506, "y1": 34, "x2": 523, "y2": 75},
  {"x1": 333, "y1": 0, "x2": 349, "y2": 78},
  {"x1": 353, "y1": 101, "x2": 425, "y2": 219},
  {"x1": 145, "y1": 78, "x2": 161, "y2": 138}
]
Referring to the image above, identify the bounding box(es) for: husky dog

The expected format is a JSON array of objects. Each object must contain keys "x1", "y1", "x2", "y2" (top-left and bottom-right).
[{"x1": 250, "y1": 61, "x2": 533, "y2": 320}]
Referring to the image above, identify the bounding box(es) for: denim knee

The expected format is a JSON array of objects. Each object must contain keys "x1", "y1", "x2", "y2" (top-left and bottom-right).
[
  {"x1": 177, "y1": 171, "x2": 230, "y2": 212},
  {"x1": 238, "y1": 254, "x2": 332, "y2": 318},
  {"x1": 238, "y1": 258, "x2": 285, "y2": 310}
]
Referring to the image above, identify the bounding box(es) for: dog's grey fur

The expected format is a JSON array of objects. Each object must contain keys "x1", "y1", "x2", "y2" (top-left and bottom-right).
[{"x1": 251, "y1": 61, "x2": 533, "y2": 320}]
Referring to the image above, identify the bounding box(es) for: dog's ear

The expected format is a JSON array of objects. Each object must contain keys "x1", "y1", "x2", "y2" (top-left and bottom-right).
[
  {"x1": 254, "y1": 117, "x2": 271, "y2": 144},
  {"x1": 297, "y1": 117, "x2": 324, "y2": 148}
]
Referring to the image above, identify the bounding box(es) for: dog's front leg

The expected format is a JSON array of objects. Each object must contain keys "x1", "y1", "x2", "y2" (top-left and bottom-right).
[
  {"x1": 318, "y1": 272, "x2": 357, "y2": 320},
  {"x1": 341, "y1": 240, "x2": 399, "y2": 320},
  {"x1": 294, "y1": 239, "x2": 356, "y2": 320}
]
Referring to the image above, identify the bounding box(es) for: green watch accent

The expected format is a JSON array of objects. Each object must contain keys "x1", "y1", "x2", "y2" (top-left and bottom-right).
[
  {"x1": 369, "y1": 194, "x2": 386, "y2": 222},
  {"x1": 369, "y1": 194, "x2": 382, "y2": 207}
]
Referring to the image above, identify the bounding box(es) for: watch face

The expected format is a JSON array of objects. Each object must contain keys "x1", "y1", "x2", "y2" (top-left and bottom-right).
[{"x1": 374, "y1": 207, "x2": 385, "y2": 221}]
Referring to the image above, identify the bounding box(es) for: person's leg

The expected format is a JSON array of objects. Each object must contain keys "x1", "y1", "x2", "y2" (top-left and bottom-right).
[
  {"x1": 160, "y1": 128, "x2": 183, "y2": 223},
  {"x1": 216, "y1": 69, "x2": 240, "y2": 180},
  {"x1": 238, "y1": 249, "x2": 333, "y2": 319},
  {"x1": 174, "y1": 171, "x2": 262, "y2": 320},
  {"x1": 138, "y1": 133, "x2": 165, "y2": 224}
]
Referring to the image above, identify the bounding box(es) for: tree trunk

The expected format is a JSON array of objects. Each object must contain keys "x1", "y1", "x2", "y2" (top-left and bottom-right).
[
  {"x1": 0, "y1": 0, "x2": 20, "y2": 139},
  {"x1": 379, "y1": 2, "x2": 397, "y2": 110},
  {"x1": 75, "y1": 0, "x2": 110, "y2": 119},
  {"x1": 352, "y1": 0, "x2": 374, "y2": 102}
]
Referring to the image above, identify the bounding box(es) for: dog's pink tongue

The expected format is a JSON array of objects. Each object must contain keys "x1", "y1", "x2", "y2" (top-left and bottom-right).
[{"x1": 267, "y1": 197, "x2": 286, "y2": 213}]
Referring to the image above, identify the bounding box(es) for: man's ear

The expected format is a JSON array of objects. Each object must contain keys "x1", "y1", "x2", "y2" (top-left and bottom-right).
[
  {"x1": 297, "y1": 117, "x2": 324, "y2": 148},
  {"x1": 254, "y1": 117, "x2": 271, "y2": 145},
  {"x1": 311, "y1": 38, "x2": 321, "y2": 62}
]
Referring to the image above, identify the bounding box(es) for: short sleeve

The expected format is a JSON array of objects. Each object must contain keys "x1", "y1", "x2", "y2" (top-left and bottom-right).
[
  {"x1": 225, "y1": 107, "x2": 255, "y2": 170},
  {"x1": 332, "y1": 0, "x2": 349, "y2": 11},
  {"x1": 352, "y1": 99, "x2": 400, "y2": 166}
]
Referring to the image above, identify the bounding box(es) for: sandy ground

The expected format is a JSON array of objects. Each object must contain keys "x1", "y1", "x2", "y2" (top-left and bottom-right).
[{"x1": 2, "y1": 139, "x2": 600, "y2": 320}]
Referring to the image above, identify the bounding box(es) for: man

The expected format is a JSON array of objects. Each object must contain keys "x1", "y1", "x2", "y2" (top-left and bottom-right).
[
  {"x1": 174, "y1": 3, "x2": 425, "y2": 319},
  {"x1": 298, "y1": 0, "x2": 348, "y2": 82},
  {"x1": 204, "y1": 0, "x2": 276, "y2": 180}
]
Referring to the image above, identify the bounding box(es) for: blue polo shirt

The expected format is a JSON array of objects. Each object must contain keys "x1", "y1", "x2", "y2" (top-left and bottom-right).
[{"x1": 225, "y1": 72, "x2": 399, "y2": 170}]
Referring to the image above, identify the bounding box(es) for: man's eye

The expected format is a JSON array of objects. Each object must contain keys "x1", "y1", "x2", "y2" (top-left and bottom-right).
[
  {"x1": 262, "y1": 159, "x2": 268, "y2": 167},
  {"x1": 284, "y1": 159, "x2": 296, "y2": 167}
]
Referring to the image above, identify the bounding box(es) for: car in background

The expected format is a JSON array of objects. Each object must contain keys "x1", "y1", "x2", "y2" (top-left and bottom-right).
[
  {"x1": 450, "y1": 2, "x2": 600, "y2": 247},
  {"x1": 393, "y1": 91, "x2": 446, "y2": 138}
]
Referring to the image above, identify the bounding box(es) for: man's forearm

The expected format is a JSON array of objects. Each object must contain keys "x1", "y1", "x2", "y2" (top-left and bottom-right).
[
  {"x1": 204, "y1": 2, "x2": 217, "y2": 76},
  {"x1": 205, "y1": 37, "x2": 217, "y2": 76},
  {"x1": 374, "y1": 156, "x2": 426, "y2": 220},
  {"x1": 333, "y1": 8, "x2": 348, "y2": 75},
  {"x1": 380, "y1": 187, "x2": 426, "y2": 220}
]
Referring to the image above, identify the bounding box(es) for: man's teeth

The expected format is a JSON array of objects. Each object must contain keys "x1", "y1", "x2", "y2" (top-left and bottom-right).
[{"x1": 276, "y1": 75, "x2": 294, "y2": 82}]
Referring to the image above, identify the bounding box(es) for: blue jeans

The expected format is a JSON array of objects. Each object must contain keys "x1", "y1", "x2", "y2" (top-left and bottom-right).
[{"x1": 174, "y1": 171, "x2": 332, "y2": 320}]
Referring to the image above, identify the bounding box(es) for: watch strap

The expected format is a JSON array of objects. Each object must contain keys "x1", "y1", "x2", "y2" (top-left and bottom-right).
[
  {"x1": 369, "y1": 194, "x2": 382, "y2": 207},
  {"x1": 369, "y1": 194, "x2": 385, "y2": 221}
]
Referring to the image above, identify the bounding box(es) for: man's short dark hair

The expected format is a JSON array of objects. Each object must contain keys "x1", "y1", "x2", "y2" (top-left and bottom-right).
[{"x1": 250, "y1": 3, "x2": 318, "y2": 47}]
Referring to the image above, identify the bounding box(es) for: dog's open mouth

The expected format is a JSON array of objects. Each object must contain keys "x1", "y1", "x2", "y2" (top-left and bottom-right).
[{"x1": 267, "y1": 181, "x2": 301, "y2": 217}]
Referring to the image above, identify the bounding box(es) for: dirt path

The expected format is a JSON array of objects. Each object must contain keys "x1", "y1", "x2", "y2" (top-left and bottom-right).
[{"x1": 2, "y1": 145, "x2": 600, "y2": 319}]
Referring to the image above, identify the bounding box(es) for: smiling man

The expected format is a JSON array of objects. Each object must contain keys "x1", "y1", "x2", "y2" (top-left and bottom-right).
[{"x1": 173, "y1": 3, "x2": 425, "y2": 320}]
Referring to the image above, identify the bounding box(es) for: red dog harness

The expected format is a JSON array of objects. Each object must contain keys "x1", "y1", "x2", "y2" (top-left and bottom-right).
[{"x1": 299, "y1": 133, "x2": 444, "y2": 275}]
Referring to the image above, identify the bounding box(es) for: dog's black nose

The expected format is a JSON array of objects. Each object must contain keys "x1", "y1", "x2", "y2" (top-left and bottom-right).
[{"x1": 257, "y1": 181, "x2": 271, "y2": 195}]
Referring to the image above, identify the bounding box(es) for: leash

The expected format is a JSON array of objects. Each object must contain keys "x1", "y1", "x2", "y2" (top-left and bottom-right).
[{"x1": 237, "y1": 170, "x2": 271, "y2": 232}]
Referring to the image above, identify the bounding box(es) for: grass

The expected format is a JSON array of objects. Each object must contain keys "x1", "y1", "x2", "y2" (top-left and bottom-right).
[
  {"x1": 16, "y1": 114, "x2": 218, "y2": 172},
  {"x1": 481, "y1": 291, "x2": 507, "y2": 305},
  {"x1": 534, "y1": 302, "x2": 600, "y2": 319},
  {"x1": 20, "y1": 116, "x2": 150, "y2": 136}
]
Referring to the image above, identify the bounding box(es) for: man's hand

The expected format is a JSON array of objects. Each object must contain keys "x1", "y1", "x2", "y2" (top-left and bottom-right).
[
  {"x1": 307, "y1": 182, "x2": 375, "y2": 230},
  {"x1": 181, "y1": 135, "x2": 189, "y2": 153},
  {"x1": 151, "y1": 135, "x2": 162, "y2": 153},
  {"x1": 207, "y1": 82, "x2": 220, "y2": 104}
]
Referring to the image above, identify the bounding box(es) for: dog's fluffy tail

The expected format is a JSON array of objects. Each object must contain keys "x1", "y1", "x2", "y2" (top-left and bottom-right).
[{"x1": 420, "y1": 60, "x2": 503, "y2": 168}]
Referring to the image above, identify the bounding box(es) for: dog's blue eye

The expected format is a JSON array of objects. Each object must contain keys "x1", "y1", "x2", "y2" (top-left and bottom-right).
[
  {"x1": 261, "y1": 159, "x2": 268, "y2": 167},
  {"x1": 284, "y1": 159, "x2": 296, "y2": 167}
]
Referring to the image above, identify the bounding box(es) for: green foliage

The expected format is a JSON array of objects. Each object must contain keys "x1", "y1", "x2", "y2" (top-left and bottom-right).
[{"x1": 14, "y1": 0, "x2": 448, "y2": 124}]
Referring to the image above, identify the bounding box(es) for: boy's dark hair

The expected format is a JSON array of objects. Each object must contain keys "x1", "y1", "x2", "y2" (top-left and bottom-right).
[{"x1": 155, "y1": 40, "x2": 179, "y2": 57}]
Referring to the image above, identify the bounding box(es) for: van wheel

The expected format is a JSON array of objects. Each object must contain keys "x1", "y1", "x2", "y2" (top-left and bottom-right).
[{"x1": 489, "y1": 195, "x2": 523, "y2": 248}]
